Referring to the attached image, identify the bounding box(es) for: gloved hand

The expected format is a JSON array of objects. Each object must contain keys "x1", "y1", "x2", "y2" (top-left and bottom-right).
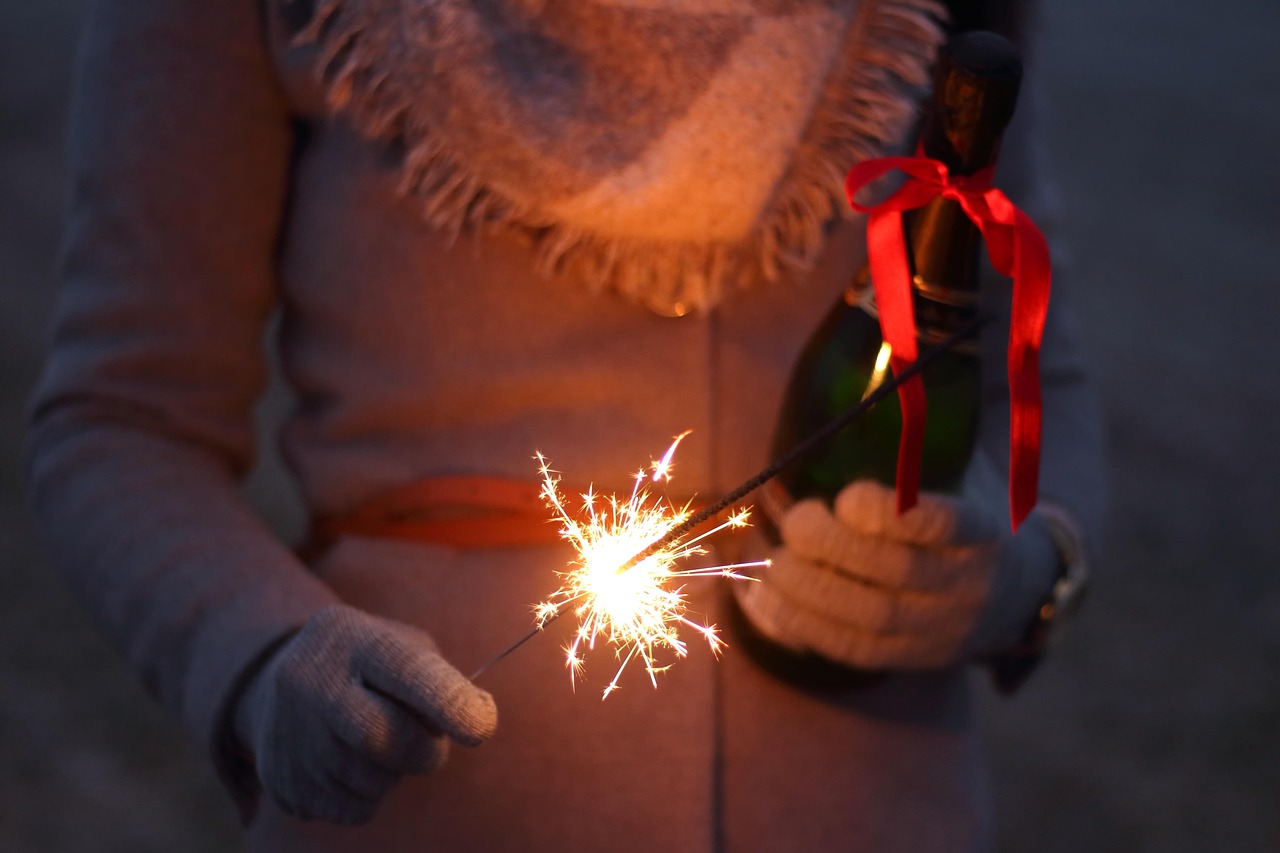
[
  {"x1": 736, "y1": 458, "x2": 1063, "y2": 670},
  {"x1": 233, "y1": 604, "x2": 497, "y2": 824}
]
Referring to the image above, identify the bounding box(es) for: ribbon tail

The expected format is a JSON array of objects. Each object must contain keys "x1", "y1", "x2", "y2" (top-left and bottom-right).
[
  {"x1": 1008, "y1": 347, "x2": 1041, "y2": 530},
  {"x1": 865, "y1": 209, "x2": 924, "y2": 514},
  {"x1": 1006, "y1": 208, "x2": 1052, "y2": 530},
  {"x1": 892, "y1": 357, "x2": 926, "y2": 515}
]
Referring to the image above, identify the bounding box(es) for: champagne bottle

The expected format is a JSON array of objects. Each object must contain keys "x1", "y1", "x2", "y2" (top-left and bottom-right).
[{"x1": 767, "y1": 31, "x2": 1024, "y2": 521}]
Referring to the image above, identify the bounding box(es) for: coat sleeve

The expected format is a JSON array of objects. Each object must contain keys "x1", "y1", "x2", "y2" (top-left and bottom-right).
[{"x1": 23, "y1": 0, "x2": 340, "y2": 801}]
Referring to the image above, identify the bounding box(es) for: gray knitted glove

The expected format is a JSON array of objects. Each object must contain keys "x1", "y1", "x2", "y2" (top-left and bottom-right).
[
  {"x1": 736, "y1": 457, "x2": 1062, "y2": 670},
  {"x1": 233, "y1": 604, "x2": 497, "y2": 824}
]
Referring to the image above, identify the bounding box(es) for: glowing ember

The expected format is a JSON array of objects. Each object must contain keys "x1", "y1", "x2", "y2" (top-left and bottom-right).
[{"x1": 534, "y1": 433, "x2": 767, "y2": 698}]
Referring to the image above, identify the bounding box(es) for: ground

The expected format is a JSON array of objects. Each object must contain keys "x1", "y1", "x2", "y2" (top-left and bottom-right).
[{"x1": 1, "y1": 1, "x2": 1277, "y2": 850}]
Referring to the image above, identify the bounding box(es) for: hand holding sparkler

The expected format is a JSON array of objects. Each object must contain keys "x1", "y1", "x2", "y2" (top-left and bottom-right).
[{"x1": 234, "y1": 605, "x2": 497, "y2": 824}]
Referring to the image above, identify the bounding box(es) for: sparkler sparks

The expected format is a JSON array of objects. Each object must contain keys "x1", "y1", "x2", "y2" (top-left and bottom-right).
[
  {"x1": 533, "y1": 435, "x2": 768, "y2": 699},
  {"x1": 469, "y1": 315, "x2": 988, "y2": 688}
]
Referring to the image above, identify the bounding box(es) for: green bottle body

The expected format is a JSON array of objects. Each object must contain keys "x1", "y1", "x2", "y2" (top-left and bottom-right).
[{"x1": 769, "y1": 270, "x2": 982, "y2": 507}]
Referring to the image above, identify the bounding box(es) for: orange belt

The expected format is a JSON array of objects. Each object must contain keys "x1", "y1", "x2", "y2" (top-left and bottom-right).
[
  {"x1": 307, "y1": 475, "x2": 567, "y2": 555},
  {"x1": 306, "y1": 474, "x2": 720, "y2": 556}
]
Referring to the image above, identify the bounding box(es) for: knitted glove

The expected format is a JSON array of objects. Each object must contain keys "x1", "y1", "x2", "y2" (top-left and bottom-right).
[
  {"x1": 736, "y1": 458, "x2": 1062, "y2": 670},
  {"x1": 233, "y1": 605, "x2": 497, "y2": 824}
]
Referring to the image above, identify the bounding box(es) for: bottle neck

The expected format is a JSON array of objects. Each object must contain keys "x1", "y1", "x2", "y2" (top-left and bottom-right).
[
  {"x1": 848, "y1": 267, "x2": 980, "y2": 353},
  {"x1": 905, "y1": 199, "x2": 983, "y2": 347},
  {"x1": 847, "y1": 31, "x2": 1022, "y2": 346},
  {"x1": 904, "y1": 36, "x2": 1016, "y2": 298},
  {"x1": 904, "y1": 197, "x2": 983, "y2": 297}
]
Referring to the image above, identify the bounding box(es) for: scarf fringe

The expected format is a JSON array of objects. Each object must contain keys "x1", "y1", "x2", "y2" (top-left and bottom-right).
[{"x1": 296, "y1": 0, "x2": 945, "y2": 314}]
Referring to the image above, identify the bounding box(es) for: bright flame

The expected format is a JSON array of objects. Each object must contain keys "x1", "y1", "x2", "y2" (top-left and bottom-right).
[
  {"x1": 862, "y1": 341, "x2": 893, "y2": 401},
  {"x1": 534, "y1": 433, "x2": 767, "y2": 698}
]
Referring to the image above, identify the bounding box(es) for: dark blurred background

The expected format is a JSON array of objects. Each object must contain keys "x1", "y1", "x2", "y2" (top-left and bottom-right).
[{"x1": 2, "y1": 1, "x2": 1278, "y2": 850}]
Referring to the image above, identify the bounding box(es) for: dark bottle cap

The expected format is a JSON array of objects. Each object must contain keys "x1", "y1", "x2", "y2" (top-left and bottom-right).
[{"x1": 920, "y1": 31, "x2": 1023, "y2": 175}]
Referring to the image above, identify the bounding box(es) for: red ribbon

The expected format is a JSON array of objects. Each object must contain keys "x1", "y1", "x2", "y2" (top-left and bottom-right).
[{"x1": 844, "y1": 155, "x2": 1051, "y2": 531}]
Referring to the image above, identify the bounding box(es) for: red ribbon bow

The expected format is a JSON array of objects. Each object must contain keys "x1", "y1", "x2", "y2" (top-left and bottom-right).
[{"x1": 844, "y1": 154, "x2": 1051, "y2": 531}]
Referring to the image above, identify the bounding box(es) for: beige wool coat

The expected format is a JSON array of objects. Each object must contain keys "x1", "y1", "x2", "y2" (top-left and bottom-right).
[{"x1": 26, "y1": 1, "x2": 1103, "y2": 850}]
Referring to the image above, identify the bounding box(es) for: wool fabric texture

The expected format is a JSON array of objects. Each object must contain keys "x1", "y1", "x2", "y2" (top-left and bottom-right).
[{"x1": 289, "y1": 0, "x2": 946, "y2": 314}]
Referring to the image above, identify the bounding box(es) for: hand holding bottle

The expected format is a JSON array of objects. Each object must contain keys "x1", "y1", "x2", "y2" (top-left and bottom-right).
[
  {"x1": 232, "y1": 605, "x2": 498, "y2": 824},
  {"x1": 736, "y1": 454, "x2": 1062, "y2": 670}
]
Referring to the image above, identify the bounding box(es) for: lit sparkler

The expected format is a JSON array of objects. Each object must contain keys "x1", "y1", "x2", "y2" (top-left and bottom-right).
[
  {"x1": 532, "y1": 432, "x2": 768, "y2": 699},
  {"x1": 469, "y1": 314, "x2": 988, "y2": 690}
]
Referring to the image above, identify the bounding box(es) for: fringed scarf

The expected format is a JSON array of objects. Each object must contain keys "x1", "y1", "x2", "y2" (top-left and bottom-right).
[{"x1": 287, "y1": 0, "x2": 946, "y2": 314}]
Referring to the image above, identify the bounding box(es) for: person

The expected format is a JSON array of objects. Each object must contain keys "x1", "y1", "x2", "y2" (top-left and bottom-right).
[{"x1": 26, "y1": 0, "x2": 1103, "y2": 850}]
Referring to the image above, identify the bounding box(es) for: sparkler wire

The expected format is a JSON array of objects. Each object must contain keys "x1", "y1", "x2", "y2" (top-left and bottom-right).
[
  {"x1": 468, "y1": 313, "x2": 990, "y2": 681},
  {"x1": 614, "y1": 313, "x2": 992, "y2": 574}
]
